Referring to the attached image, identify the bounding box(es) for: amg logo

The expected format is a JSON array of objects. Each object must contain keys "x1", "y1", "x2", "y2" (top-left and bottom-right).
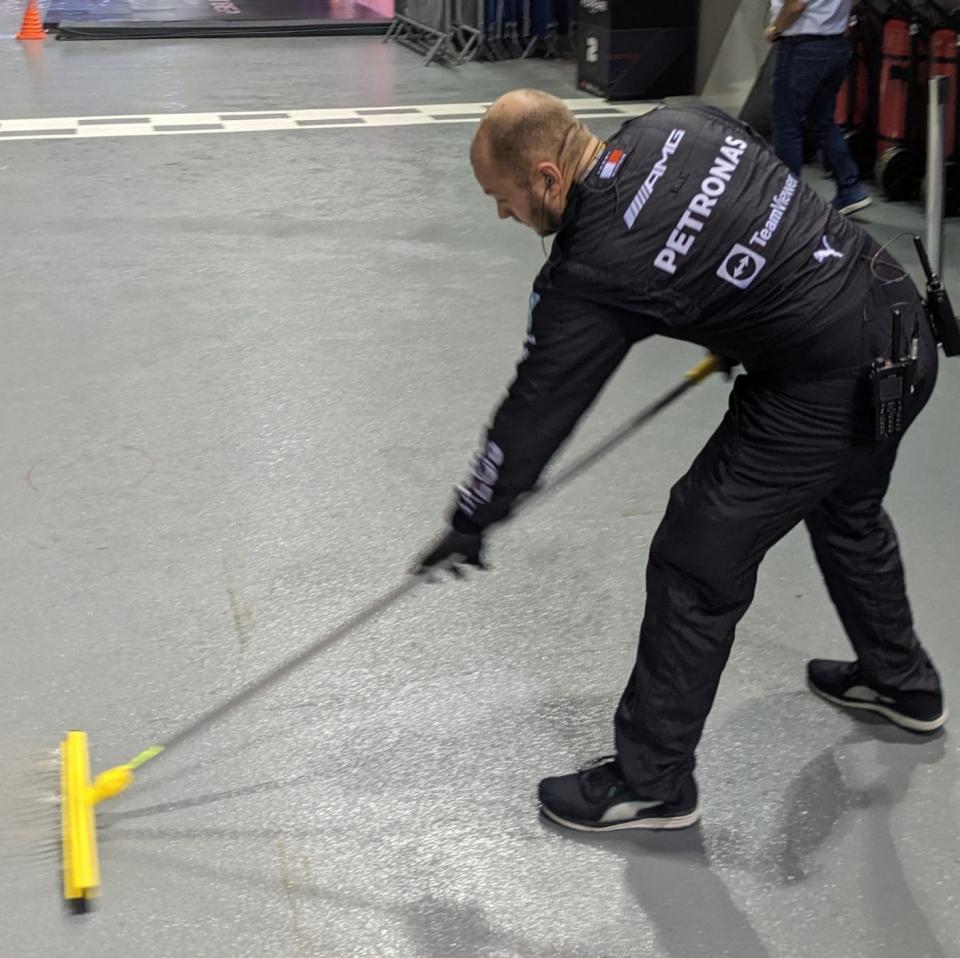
[{"x1": 624, "y1": 129, "x2": 686, "y2": 230}]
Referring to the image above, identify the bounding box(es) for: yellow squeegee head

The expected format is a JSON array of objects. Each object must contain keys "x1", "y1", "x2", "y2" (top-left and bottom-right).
[{"x1": 60, "y1": 731, "x2": 100, "y2": 912}]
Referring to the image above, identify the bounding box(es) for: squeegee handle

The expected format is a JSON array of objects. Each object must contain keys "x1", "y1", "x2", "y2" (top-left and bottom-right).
[
  {"x1": 510, "y1": 354, "x2": 720, "y2": 521},
  {"x1": 126, "y1": 354, "x2": 720, "y2": 772},
  {"x1": 133, "y1": 572, "x2": 431, "y2": 765}
]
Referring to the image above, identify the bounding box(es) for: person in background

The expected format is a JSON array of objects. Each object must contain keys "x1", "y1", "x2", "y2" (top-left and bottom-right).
[{"x1": 767, "y1": 0, "x2": 871, "y2": 215}]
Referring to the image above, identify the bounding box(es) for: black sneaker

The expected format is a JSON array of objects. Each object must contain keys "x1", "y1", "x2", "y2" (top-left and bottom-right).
[
  {"x1": 538, "y1": 756, "x2": 701, "y2": 833},
  {"x1": 807, "y1": 659, "x2": 948, "y2": 733}
]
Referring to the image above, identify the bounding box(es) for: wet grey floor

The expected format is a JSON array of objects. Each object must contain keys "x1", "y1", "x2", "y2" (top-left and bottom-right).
[{"x1": 0, "y1": 23, "x2": 958, "y2": 958}]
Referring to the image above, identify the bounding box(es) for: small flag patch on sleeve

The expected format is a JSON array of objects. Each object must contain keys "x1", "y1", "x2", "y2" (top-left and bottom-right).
[{"x1": 599, "y1": 148, "x2": 627, "y2": 180}]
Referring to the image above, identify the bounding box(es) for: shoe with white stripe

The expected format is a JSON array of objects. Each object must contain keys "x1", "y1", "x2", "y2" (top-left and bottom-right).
[
  {"x1": 538, "y1": 756, "x2": 701, "y2": 832},
  {"x1": 807, "y1": 659, "x2": 947, "y2": 733}
]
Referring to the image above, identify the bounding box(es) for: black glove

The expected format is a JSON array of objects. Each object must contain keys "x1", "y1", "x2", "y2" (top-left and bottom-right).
[{"x1": 414, "y1": 528, "x2": 486, "y2": 577}]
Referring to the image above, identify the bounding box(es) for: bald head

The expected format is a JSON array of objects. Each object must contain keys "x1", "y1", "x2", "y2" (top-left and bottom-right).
[
  {"x1": 470, "y1": 90, "x2": 599, "y2": 236},
  {"x1": 471, "y1": 89, "x2": 593, "y2": 186}
]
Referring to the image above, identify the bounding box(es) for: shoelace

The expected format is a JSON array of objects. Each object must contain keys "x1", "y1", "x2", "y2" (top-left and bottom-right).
[
  {"x1": 578, "y1": 755, "x2": 626, "y2": 800},
  {"x1": 580, "y1": 754, "x2": 618, "y2": 772}
]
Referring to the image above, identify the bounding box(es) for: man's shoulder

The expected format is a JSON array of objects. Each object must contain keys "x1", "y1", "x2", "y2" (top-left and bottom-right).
[{"x1": 609, "y1": 104, "x2": 757, "y2": 149}]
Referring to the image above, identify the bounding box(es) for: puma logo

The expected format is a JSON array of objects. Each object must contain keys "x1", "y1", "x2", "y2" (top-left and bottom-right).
[
  {"x1": 846, "y1": 685, "x2": 899, "y2": 706},
  {"x1": 813, "y1": 236, "x2": 844, "y2": 264}
]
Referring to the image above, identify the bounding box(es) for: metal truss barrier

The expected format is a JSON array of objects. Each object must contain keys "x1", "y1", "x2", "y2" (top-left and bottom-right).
[
  {"x1": 385, "y1": 0, "x2": 573, "y2": 65},
  {"x1": 384, "y1": 1, "x2": 481, "y2": 65}
]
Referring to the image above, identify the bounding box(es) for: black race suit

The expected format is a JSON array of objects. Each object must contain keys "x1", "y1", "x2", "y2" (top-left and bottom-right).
[{"x1": 453, "y1": 105, "x2": 942, "y2": 798}]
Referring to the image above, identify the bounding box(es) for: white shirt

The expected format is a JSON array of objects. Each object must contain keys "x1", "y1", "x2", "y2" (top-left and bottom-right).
[{"x1": 769, "y1": 0, "x2": 853, "y2": 37}]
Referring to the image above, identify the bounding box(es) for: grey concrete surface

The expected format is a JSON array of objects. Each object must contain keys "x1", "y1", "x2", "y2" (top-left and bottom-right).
[
  {"x1": 0, "y1": 26, "x2": 958, "y2": 958},
  {"x1": 0, "y1": 26, "x2": 582, "y2": 118}
]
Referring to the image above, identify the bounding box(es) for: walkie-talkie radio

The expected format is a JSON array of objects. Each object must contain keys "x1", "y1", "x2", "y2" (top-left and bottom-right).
[
  {"x1": 871, "y1": 309, "x2": 913, "y2": 441},
  {"x1": 914, "y1": 236, "x2": 960, "y2": 356},
  {"x1": 870, "y1": 237, "x2": 959, "y2": 440}
]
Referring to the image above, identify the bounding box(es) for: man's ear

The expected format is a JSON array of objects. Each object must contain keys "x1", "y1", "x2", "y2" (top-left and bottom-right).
[{"x1": 536, "y1": 162, "x2": 563, "y2": 196}]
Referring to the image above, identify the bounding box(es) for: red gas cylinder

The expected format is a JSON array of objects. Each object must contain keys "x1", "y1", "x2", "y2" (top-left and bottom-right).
[
  {"x1": 926, "y1": 10, "x2": 960, "y2": 215},
  {"x1": 929, "y1": 23, "x2": 958, "y2": 157},
  {"x1": 836, "y1": 28, "x2": 872, "y2": 128},
  {"x1": 876, "y1": 3, "x2": 926, "y2": 201},
  {"x1": 836, "y1": 1, "x2": 883, "y2": 176},
  {"x1": 877, "y1": 15, "x2": 913, "y2": 151},
  {"x1": 836, "y1": 47, "x2": 873, "y2": 129}
]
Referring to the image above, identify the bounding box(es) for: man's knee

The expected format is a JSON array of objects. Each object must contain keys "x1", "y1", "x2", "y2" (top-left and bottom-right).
[
  {"x1": 806, "y1": 497, "x2": 887, "y2": 546},
  {"x1": 648, "y1": 515, "x2": 748, "y2": 607}
]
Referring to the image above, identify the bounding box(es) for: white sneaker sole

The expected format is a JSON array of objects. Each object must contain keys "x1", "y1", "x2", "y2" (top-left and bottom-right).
[
  {"x1": 808, "y1": 681, "x2": 948, "y2": 733},
  {"x1": 836, "y1": 196, "x2": 872, "y2": 216},
  {"x1": 540, "y1": 804, "x2": 702, "y2": 833}
]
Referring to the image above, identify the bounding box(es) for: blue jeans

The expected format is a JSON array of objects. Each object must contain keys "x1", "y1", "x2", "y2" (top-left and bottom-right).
[{"x1": 771, "y1": 35, "x2": 861, "y2": 194}]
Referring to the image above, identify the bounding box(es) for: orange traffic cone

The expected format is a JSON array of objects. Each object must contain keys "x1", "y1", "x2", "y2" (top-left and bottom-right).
[{"x1": 16, "y1": 0, "x2": 46, "y2": 40}]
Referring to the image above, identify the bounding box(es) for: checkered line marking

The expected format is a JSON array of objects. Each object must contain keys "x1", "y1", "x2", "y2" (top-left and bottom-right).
[{"x1": 0, "y1": 98, "x2": 657, "y2": 143}]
